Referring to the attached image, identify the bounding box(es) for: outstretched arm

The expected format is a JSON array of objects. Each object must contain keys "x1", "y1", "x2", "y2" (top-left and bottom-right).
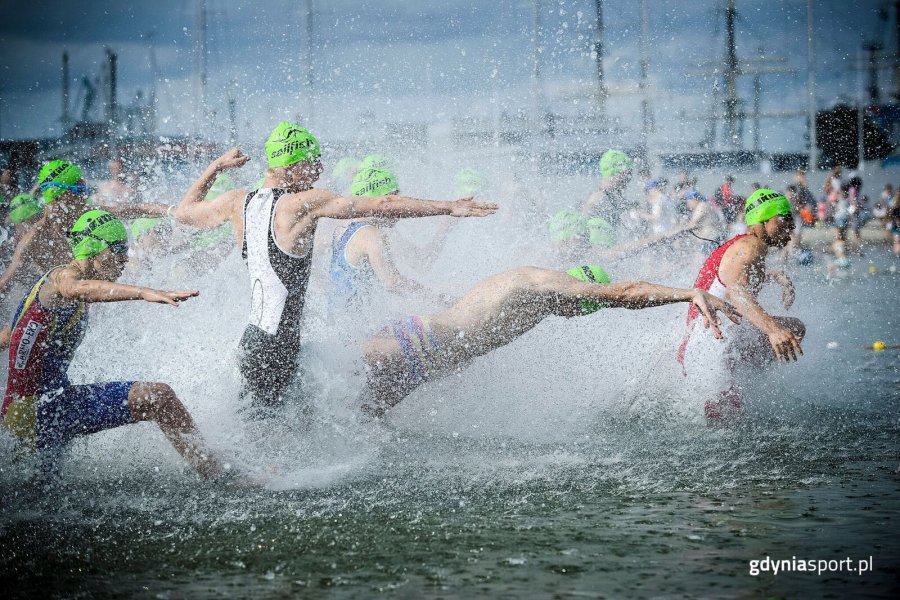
[
  {"x1": 174, "y1": 149, "x2": 250, "y2": 229},
  {"x1": 100, "y1": 202, "x2": 172, "y2": 220},
  {"x1": 54, "y1": 270, "x2": 198, "y2": 306},
  {"x1": 312, "y1": 193, "x2": 497, "y2": 221},
  {"x1": 566, "y1": 279, "x2": 740, "y2": 339}
]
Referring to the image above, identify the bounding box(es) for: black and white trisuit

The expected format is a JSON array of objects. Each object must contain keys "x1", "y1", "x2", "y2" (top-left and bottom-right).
[{"x1": 239, "y1": 188, "x2": 312, "y2": 408}]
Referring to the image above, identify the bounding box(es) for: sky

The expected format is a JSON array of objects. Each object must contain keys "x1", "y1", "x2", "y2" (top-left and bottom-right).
[{"x1": 0, "y1": 0, "x2": 895, "y2": 153}]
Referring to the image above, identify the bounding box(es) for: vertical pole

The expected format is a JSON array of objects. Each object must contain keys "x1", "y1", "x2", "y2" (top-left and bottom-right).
[
  {"x1": 304, "y1": 0, "x2": 314, "y2": 124},
  {"x1": 857, "y1": 49, "x2": 865, "y2": 168},
  {"x1": 106, "y1": 48, "x2": 118, "y2": 126},
  {"x1": 593, "y1": 0, "x2": 607, "y2": 119},
  {"x1": 639, "y1": 0, "x2": 651, "y2": 150},
  {"x1": 532, "y1": 0, "x2": 549, "y2": 132},
  {"x1": 895, "y1": 0, "x2": 900, "y2": 101},
  {"x1": 807, "y1": 0, "x2": 817, "y2": 171},
  {"x1": 197, "y1": 0, "x2": 208, "y2": 128},
  {"x1": 724, "y1": 0, "x2": 739, "y2": 146},
  {"x1": 62, "y1": 51, "x2": 70, "y2": 131},
  {"x1": 227, "y1": 79, "x2": 237, "y2": 146},
  {"x1": 753, "y1": 74, "x2": 761, "y2": 153}
]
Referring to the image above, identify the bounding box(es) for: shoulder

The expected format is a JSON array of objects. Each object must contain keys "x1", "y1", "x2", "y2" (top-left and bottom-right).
[
  {"x1": 280, "y1": 188, "x2": 339, "y2": 211},
  {"x1": 48, "y1": 265, "x2": 80, "y2": 286},
  {"x1": 721, "y1": 235, "x2": 767, "y2": 272},
  {"x1": 729, "y1": 234, "x2": 766, "y2": 254}
]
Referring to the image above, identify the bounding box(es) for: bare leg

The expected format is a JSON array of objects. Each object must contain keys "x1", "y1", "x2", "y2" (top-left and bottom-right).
[
  {"x1": 0, "y1": 325, "x2": 10, "y2": 349},
  {"x1": 360, "y1": 335, "x2": 424, "y2": 418},
  {"x1": 127, "y1": 382, "x2": 222, "y2": 479}
]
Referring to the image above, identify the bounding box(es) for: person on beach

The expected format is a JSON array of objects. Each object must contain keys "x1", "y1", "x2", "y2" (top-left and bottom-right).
[
  {"x1": 175, "y1": 122, "x2": 498, "y2": 412},
  {"x1": 359, "y1": 265, "x2": 739, "y2": 417},
  {"x1": 677, "y1": 188, "x2": 806, "y2": 420},
  {"x1": 2, "y1": 210, "x2": 224, "y2": 480}
]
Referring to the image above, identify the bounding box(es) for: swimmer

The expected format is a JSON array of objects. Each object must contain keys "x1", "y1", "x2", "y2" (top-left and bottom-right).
[
  {"x1": 548, "y1": 209, "x2": 616, "y2": 264},
  {"x1": 175, "y1": 122, "x2": 498, "y2": 412},
  {"x1": 6, "y1": 193, "x2": 44, "y2": 238},
  {"x1": 329, "y1": 167, "x2": 452, "y2": 310},
  {"x1": 1, "y1": 210, "x2": 223, "y2": 480},
  {"x1": 0, "y1": 160, "x2": 173, "y2": 346},
  {"x1": 614, "y1": 190, "x2": 725, "y2": 258},
  {"x1": 360, "y1": 265, "x2": 739, "y2": 416},
  {"x1": 580, "y1": 149, "x2": 637, "y2": 233},
  {"x1": 676, "y1": 188, "x2": 806, "y2": 420}
]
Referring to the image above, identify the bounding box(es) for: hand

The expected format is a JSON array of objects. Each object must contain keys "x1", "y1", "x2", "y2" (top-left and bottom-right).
[
  {"x1": 767, "y1": 325, "x2": 803, "y2": 362},
  {"x1": 214, "y1": 148, "x2": 250, "y2": 171},
  {"x1": 448, "y1": 197, "x2": 498, "y2": 217},
  {"x1": 690, "y1": 291, "x2": 741, "y2": 340},
  {"x1": 141, "y1": 288, "x2": 200, "y2": 306}
]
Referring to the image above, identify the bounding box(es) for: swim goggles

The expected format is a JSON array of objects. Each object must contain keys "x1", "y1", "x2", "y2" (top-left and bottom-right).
[{"x1": 39, "y1": 182, "x2": 93, "y2": 196}]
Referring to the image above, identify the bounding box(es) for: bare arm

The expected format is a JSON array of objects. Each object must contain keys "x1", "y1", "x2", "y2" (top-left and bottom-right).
[
  {"x1": 100, "y1": 202, "x2": 171, "y2": 220},
  {"x1": 765, "y1": 269, "x2": 795, "y2": 309},
  {"x1": 559, "y1": 276, "x2": 740, "y2": 340},
  {"x1": 174, "y1": 149, "x2": 250, "y2": 228},
  {"x1": 312, "y1": 193, "x2": 497, "y2": 221},
  {"x1": 364, "y1": 230, "x2": 445, "y2": 304},
  {"x1": 720, "y1": 240, "x2": 803, "y2": 361},
  {"x1": 580, "y1": 191, "x2": 603, "y2": 215},
  {"x1": 0, "y1": 224, "x2": 38, "y2": 294},
  {"x1": 53, "y1": 269, "x2": 198, "y2": 306}
]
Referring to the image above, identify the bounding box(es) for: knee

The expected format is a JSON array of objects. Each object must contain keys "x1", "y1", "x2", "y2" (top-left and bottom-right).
[
  {"x1": 128, "y1": 382, "x2": 178, "y2": 419},
  {"x1": 362, "y1": 337, "x2": 391, "y2": 371}
]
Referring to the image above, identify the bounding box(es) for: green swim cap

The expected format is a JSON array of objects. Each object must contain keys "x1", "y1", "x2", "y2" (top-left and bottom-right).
[
  {"x1": 549, "y1": 209, "x2": 588, "y2": 242},
  {"x1": 454, "y1": 168, "x2": 487, "y2": 196},
  {"x1": 332, "y1": 157, "x2": 359, "y2": 180},
  {"x1": 38, "y1": 160, "x2": 82, "y2": 203},
  {"x1": 191, "y1": 223, "x2": 234, "y2": 250},
  {"x1": 586, "y1": 216, "x2": 615, "y2": 247},
  {"x1": 351, "y1": 168, "x2": 399, "y2": 197},
  {"x1": 69, "y1": 210, "x2": 128, "y2": 261},
  {"x1": 744, "y1": 188, "x2": 792, "y2": 226},
  {"x1": 130, "y1": 217, "x2": 165, "y2": 240},
  {"x1": 265, "y1": 122, "x2": 321, "y2": 168},
  {"x1": 566, "y1": 265, "x2": 612, "y2": 315},
  {"x1": 205, "y1": 173, "x2": 235, "y2": 200},
  {"x1": 8, "y1": 194, "x2": 43, "y2": 224},
  {"x1": 359, "y1": 154, "x2": 393, "y2": 171},
  {"x1": 599, "y1": 150, "x2": 633, "y2": 178}
]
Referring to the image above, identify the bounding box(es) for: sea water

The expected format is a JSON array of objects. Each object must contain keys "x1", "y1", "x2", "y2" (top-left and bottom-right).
[{"x1": 0, "y1": 163, "x2": 898, "y2": 597}]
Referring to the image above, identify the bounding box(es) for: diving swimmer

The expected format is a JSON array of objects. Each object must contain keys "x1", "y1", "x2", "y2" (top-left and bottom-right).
[
  {"x1": 175, "y1": 122, "x2": 498, "y2": 412},
  {"x1": 360, "y1": 265, "x2": 740, "y2": 416}
]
